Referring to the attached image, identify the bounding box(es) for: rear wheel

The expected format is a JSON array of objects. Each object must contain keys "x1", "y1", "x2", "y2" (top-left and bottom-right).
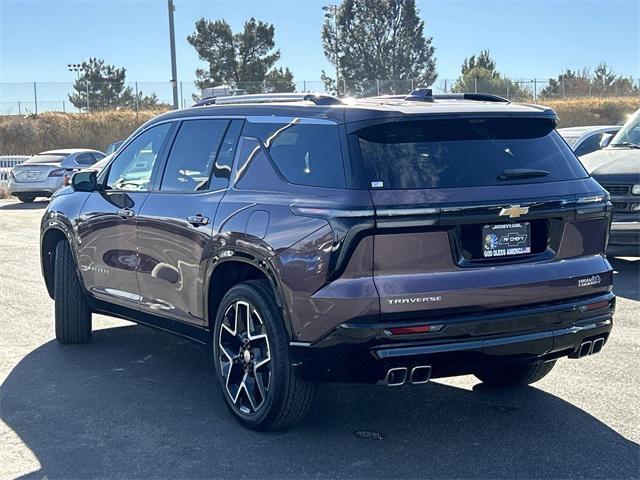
[
  {"x1": 16, "y1": 194, "x2": 36, "y2": 203},
  {"x1": 212, "y1": 280, "x2": 315, "y2": 430},
  {"x1": 54, "y1": 241, "x2": 92, "y2": 344},
  {"x1": 475, "y1": 360, "x2": 556, "y2": 388}
]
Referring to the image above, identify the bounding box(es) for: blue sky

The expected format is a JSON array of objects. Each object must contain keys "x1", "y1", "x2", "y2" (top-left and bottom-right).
[{"x1": 0, "y1": 0, "x2": 638, "y2": 84}]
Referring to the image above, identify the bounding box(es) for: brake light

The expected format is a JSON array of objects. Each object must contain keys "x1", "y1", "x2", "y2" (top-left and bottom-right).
[{"x1": 48, "y1": 168, "x2": 67, "y2": 177}]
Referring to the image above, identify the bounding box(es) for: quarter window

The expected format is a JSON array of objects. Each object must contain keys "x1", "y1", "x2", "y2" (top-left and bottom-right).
[
  {"x1": 106, "y1": 123, "x2": 172, "y2": 191},
  {"x1": 244, "y1": 121, "x2": 346, "y2": 188},
  {"x1": 160, "y1": 119, "x2": 229, "y2": 192}
]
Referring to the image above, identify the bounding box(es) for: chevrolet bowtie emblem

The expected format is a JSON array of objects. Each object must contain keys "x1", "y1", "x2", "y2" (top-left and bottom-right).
[{"x1": 499, "y1": 205, "x2": 529, "y2": 218}]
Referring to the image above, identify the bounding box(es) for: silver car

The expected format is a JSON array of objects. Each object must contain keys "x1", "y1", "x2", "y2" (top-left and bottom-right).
[
  {"x1": 8, "y1": 149, "x2": 105, "y2": 202},
  {"x1": 557, "y1": 125, "x2": 621, "y2": 157}
]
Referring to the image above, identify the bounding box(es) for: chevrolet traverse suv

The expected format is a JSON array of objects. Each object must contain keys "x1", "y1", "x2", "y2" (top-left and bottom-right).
[{"x1": 40, "y1": 90, "x2": 615, "y2": 430}]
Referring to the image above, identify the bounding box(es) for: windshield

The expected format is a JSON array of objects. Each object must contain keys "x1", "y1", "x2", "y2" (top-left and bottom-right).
[
  {"x1": 23, "y1": 153, "x2": 69, "y2": 164},
  {"x1": 609, "y1": 110, "x2": 640, "y2": 147},
  {"x1": 561, "y1": 135, "x2": 581, "y2": 147},
  {"x1": 356, "y1": 117, "x2": 588, "y2": 189}
]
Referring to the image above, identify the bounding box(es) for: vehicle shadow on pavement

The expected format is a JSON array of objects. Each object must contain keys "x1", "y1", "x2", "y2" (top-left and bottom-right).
[
  {"x1": 2, "y1": 325, "x2": 638, "y2": 479},
  {"x1": 610, "y1": 256, "x2": 640, "y2": 301},
  {"x1": 0, "y1": 200, "x2": 48, "y2": 211}
]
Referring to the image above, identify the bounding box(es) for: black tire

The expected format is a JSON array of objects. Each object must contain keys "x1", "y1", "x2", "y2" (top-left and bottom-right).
[
  {"x1": 212, "y1": 280, "x2": 315, "y2": 430},
  {"x1": 16, "y1": 194, "x2": 36, "y2": 203},
  {"x1": 475, "y1": 360, "x2": 556, "y2": 388},
  {"x1": 54, "y1": 241, "x2": 92, "y2": 344}
]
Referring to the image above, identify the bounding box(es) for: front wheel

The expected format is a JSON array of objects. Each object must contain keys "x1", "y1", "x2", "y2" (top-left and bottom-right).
[
  {"x1": 475, "y1": 360, "x2": 556, "y2": 388},
  {"x1": 212, "y1": 281, "x2": 315, "y2": 430},
  {"x1": 54, "y1": 241, "x2": 92, "y2": 344}
]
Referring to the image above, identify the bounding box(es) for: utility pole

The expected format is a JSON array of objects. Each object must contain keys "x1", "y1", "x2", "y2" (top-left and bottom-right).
[
  {"x1": 168, "y1": 0, "x2": 179, "y2": 109},
  {"x1": 323, "y1": 4, "x2": 340, "y2": 96}
]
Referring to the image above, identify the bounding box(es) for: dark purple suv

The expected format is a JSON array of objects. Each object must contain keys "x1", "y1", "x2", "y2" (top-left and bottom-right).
[{"x1": 40, "y1": 91, "x2": 615, "y2": 430}]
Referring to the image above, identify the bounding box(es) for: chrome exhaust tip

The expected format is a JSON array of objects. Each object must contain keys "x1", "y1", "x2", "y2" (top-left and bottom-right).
[
  {"x1": 578, "y1": 341, "x2": 593, "y2": 358},
  {"x1": 591, "y1": 337, "x2": 605, "y2": 354},
  {"x1": 409, "y1": 365, "x2": 432, "y2": 384},
  {"x1": 384, "y1": 367, "x2": 408, "y2": 386}
]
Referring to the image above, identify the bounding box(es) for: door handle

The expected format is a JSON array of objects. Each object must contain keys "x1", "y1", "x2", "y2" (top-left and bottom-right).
[
  {"x1": 117, "y1": 208, "x2": 135, "y2": 219},
  {"x1": 187, "y1": 214, "x2": 209, "y2": 226}
]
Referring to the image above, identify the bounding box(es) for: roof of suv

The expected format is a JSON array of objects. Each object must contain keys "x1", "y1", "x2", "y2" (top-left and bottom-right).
[{"x1": 147, "y1": 92, "x2": 557, "y2": 129}]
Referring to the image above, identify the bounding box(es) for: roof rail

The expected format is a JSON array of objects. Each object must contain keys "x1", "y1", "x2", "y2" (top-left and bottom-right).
[
  {"x1": 432, "y1": 93, "x2": 510, "y2": 103},
  {"x1": 402, "y1": 89, "x2": 510, "y2": 103},
  {"x1": 192, "y1": 92, "x2": 342, "y2": 108}
]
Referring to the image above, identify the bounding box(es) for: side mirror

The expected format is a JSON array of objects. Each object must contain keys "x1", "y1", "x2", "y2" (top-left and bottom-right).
[
  {"x1": 600, "y1": 133, "x2": 614, "y2": 149},
  {"x1": 71, "y1": 170, "x2": 98, "y2": 192}
]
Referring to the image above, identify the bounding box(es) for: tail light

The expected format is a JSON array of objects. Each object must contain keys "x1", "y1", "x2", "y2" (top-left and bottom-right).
[{"x1": 48, "y1": 168, "x2": 67, "y2": 177}]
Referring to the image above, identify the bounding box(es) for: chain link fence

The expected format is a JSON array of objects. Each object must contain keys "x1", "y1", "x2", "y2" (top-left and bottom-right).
[{"x1": 1, "y1": 78, "x2": 639, "y2": 115}]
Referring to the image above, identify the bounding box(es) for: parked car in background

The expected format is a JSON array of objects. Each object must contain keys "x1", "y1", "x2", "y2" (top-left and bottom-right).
[
  {"x1": 558, "y1": 125, "x2": 621, "y2": 157},
  {"x1": 8, "y1": 149, "x2": 105, "y2": 202},
  {"x1": 105, "y1": 140, "x2": 124, "y2": 155},
  {"x1": 41, "y1": 91, "x2": 615, "y2": 430},
  {"x1": 580, "y1": 110, "x2": 640, "y2": 252}
]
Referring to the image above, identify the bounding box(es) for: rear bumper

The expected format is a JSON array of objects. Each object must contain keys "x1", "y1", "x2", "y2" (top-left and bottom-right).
[
  {"x1": 291, "y1": 293, "x2": 615, "y2": 383},
  {"x1": 8, "y1": 178, "x2": 61, "y2": 196}
]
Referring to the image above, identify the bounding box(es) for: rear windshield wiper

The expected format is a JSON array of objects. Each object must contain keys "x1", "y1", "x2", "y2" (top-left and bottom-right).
[
  {"x1": 610, "y1": 142, "x2": 640, "y2": 149},
  {"x1": 497, "y1": 168, "x2": 550, "y2": 180}
]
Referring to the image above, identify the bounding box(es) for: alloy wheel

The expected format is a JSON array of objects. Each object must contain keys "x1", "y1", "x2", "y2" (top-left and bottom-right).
[{"x1": 218, "y1": 300, "x2": 272, "y2": 415}]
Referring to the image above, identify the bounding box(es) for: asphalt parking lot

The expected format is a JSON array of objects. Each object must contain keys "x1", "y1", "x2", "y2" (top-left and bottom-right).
[{"x1": 0, "y1": 198, "x2": 638, "y2": 480}]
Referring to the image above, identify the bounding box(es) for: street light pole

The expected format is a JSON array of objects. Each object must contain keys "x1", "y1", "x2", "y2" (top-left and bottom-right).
[
  {"x1": 68, "y1": 63, "x2": 84, "y2": 112},
  {"x1": 168, "y1": 0, "x2": 179, "y2": 109}
]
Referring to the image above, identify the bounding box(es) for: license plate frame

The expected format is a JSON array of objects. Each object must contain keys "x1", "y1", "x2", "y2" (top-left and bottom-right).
[{"x1": 482, "y1": 222, "x2": 531, "y2": 258}]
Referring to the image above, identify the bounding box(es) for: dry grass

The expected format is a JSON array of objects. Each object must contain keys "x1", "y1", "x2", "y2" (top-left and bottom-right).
[
  {"x1": 542, "y1": 97, "x2": 640, "y2": 127},
  {"x1": 0, "y1": 98, "x2": 638, "y2": 155},
  {"x1": 0, "y1": 109, "x2": 168, "y2": 155}
]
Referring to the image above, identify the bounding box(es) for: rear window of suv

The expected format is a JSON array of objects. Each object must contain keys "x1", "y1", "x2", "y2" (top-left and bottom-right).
[{"x1": 356, "y1": 117, "x2": 587, "y2": 189}]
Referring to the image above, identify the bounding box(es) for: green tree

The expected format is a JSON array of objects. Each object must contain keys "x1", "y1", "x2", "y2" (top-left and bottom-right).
[
  {"x1": 452, "y1": 50, "x2": 526, "y2": 99},
  {"x1": 593, "y1": 62, "x2": 616, "y2": 92},
  {"x1": 321, "y1": 0, "x2": 437, "y2": 96},
  {"x1": 541, "y1": 65, "x2": 638, "y2": 98},
  {"x1": 68, "y1": 58, "x2": 159, "y2": 111},
  {"x1": 188, "y1": 17, "x2": 294, "y2": 94},
  {"x1": 263, "y1": 67, "x2": 296, "y2": 93},
  {"x1": 540, "y1": 68, "x2": 591, "y2": 98},
  {"x1": 461, "y1": 50, "x2": 497, "y2": 76}
]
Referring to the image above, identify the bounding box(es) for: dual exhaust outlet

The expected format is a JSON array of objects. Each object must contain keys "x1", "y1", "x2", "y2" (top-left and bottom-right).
[
  {"x1": 571, "y1": 337, "x2": 606, "y2": 359},
  {"x1": 383, "y1": 366, "x2": 432, "y2": 386},
  {"x1": 384, "y1": 337, "x2": 606, "y2": 384}
]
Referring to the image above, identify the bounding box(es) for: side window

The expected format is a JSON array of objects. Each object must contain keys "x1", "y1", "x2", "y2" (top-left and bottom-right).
[
  {"x1": 574, "y1": 134, "x2": 603, "y2": 157},
  {"x1": 160, "y1": 119, "x2": 228, "y2": 192},
  {"x1": 244, "y1": 121, "x2": 346, "y2": 188},
  {"x1": 76, "y1": 153, "x2": 95, "y2": 166},
  {"x1": 106, "y1": 123, "x2": 172, "y2": 191}
]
